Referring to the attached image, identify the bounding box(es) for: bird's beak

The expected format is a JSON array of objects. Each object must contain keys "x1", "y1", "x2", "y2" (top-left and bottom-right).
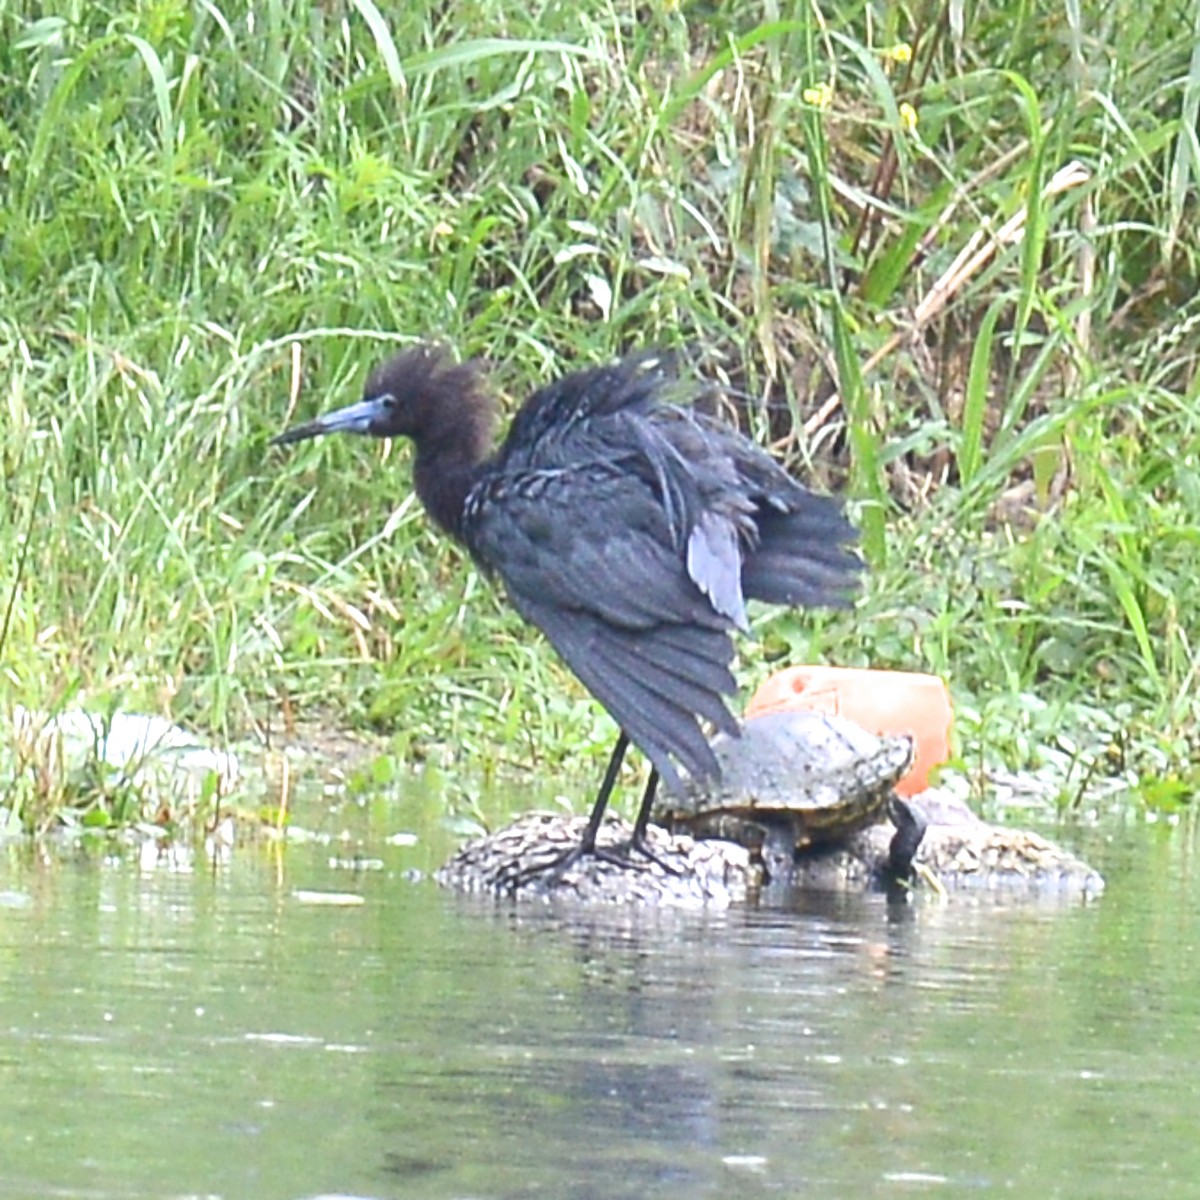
[{"x1": 271, "y1": 394, "x2": 392, "y2": 446}]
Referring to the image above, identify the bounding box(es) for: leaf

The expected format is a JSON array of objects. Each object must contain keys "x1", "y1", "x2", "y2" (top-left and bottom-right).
[
  {"x1": 959, "y1": 299, "x2": 1003, "y2": 485},
  {"x1": 348, "y1": 0, "x2": 405, "y2": 89}
]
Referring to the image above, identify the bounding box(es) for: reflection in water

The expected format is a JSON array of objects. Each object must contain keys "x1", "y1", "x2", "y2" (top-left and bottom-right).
[
  {"x1": 0, "y1": 816, "x2": 1197, "y2": 1199},
  {"x1": 370, "y1": 895, "x2": 980, "y2": 1198}
]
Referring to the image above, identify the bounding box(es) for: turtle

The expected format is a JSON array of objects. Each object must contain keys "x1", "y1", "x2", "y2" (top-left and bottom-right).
[{"x1": 656, "y1": 710, "x2": 923, "y2": 886}]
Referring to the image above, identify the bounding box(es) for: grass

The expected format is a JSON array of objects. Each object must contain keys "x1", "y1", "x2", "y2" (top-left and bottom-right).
[{"x1": 0, "y1": 0, "x2": 1197, "y2": 833}]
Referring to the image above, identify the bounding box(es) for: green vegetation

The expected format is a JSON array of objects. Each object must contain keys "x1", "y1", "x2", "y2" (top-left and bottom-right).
[{"x1": 1, "y1": 0, "x2": 1197, "y2": 832}]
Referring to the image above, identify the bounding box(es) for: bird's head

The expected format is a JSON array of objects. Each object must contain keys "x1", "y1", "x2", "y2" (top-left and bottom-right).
[{"x1": 271, "y1": 343, "x2": 489, "y2": 448}]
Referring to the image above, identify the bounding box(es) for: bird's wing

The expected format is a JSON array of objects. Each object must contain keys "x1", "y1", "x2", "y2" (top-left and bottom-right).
[
  {"x1": 500, "y1": 353, "x2": 677, "y2": 464},
  {"x1": 463, "y1": 464, "x2": 740, "y2": 787},
  {"x1": 465, "y1": 463, "x2": 732, "y2": 633},
  {"x1": 664, "y1": 411, "x2": 861, "y2": 609},
  {"x1": 508, "y1": 594, "x2": 737, "y2": 791}
]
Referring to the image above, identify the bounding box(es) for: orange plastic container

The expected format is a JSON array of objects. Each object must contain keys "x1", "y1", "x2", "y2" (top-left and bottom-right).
[{"x1": 745, "y1": 666, "x2": 952, "y2": 797}]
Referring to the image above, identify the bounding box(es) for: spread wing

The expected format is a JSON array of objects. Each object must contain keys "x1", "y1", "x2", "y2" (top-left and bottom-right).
[
  {"x1": 463, "y1": 463, "x2": 741, "y2": 790},
  {"x1": 459, "y1": 358, "x2": 861, "y2": 789}
]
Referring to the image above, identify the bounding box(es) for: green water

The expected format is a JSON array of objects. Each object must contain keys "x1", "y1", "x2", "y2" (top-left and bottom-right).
[{"x1": 0, "y1": 794, "x2": 1196, "y2": 1199}]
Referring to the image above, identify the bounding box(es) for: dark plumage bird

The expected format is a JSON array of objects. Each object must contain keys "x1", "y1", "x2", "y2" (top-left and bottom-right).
[{"x1": 272, "y1": 344, "x2": 860, "y2": 872}]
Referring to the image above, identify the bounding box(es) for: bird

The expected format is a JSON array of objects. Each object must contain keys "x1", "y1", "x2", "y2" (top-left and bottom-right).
[{"x1": 272, "y1": 343, "x2": 860, "y2": 876}]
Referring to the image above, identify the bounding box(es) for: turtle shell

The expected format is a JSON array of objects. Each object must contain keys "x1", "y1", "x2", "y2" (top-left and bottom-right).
[{"x1": 661, "y1": 710, "x2": 915, "y2": 852}]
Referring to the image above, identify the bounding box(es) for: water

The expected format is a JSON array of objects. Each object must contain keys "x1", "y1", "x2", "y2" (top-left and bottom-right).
[{"x1": 0, "y1": 795, "x2": 1197, "y2": 1199}]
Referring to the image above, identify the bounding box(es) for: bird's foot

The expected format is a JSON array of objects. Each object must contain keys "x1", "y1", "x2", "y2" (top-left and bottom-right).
[
  {"x1": 491, "y1": 841, "x2": 593, "y2": 895},
  {"x1": 493, "y1": 828, "x2": 682, "y2": 896},
  {"x1": 626, "y1": 827, "x2": 686, "y2": 876}
]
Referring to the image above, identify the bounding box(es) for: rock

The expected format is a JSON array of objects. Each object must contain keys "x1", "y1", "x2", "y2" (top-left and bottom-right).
[
  {"x1": 435, "y1": 788, "x2": 1104, "y2": 904},
  {"x1": 435, "y1": 813, "x2": 754, "y2": 908},
  {"x1": 787, "y1": 785, "x2": 1105, "y2": 899}
]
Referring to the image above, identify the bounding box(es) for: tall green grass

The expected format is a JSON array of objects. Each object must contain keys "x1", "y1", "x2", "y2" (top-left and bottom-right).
[{"x1": 1, "y1": 0, "x2": 1197, "y2": 828}]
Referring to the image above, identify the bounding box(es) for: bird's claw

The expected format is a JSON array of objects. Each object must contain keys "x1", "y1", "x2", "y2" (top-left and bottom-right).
[
  {"x1": 494, "y1": 830, "x2": 683, "y2": 896},
  {"x1": 625, "y1": 831, "x2": 686, "y2": 877},
  {"x1": 494, "y1": 844, "x2": 587, "y2": 895}
]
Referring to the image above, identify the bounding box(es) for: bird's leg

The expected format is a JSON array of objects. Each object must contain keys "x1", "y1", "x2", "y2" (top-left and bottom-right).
[
  {"x1": 626, "y1": 768, "x2": 683, "y2": 876},
  {"x1": 496, "y1": 732, "x2": 633, "y2": 891},
  {"x1": 570, "y1": 731, "x2": 672, "y2": 870},
  {"x1": 577, "y1": 731, "x2": 631, "y2": 854},
  {"x1": 496, "y1": 733, "x2": 682, "y2": 892},
  {"x1": 629, "y1": 768, "x2": 659, "y2": 849}
]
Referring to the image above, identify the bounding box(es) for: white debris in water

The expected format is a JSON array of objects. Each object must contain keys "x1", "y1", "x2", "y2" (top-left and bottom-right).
[
  {"x1": 292, "y1": 889, "x2": 366, "y2": 906},
  {"x1": 722, "y1": 1155, "x2": 769, "y2": 1172},
  {"x1": 328, "y1": 856, "x2": 385, "y2": 871},
  {"x1": 12, "y1": 705, "x2": 240, "y2": 800},
  {"x1": 244, "y1": 1032, "x2": 325, "y2": 1046}
]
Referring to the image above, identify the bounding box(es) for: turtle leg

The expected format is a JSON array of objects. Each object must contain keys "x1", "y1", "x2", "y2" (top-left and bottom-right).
[
  {"x1": 759, "y1": 820, "x2": 799, "y2": 887},
  {"x1": 883, "y1": 794, "x2": 928, "y2": 881}
]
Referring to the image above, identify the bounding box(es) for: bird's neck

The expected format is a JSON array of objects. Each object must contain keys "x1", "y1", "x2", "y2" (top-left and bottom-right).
[
  {"x1": 410, "y1": 398, "x2": 494, "y2": 541},
  {"x1": 413, "y1": 450, "x2": 484, "y2": 541}
]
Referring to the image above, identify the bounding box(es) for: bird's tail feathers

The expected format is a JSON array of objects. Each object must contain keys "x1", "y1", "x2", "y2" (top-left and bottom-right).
[{"x1": 742, "y1": 501, "x2": 861, "y2": 609}]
